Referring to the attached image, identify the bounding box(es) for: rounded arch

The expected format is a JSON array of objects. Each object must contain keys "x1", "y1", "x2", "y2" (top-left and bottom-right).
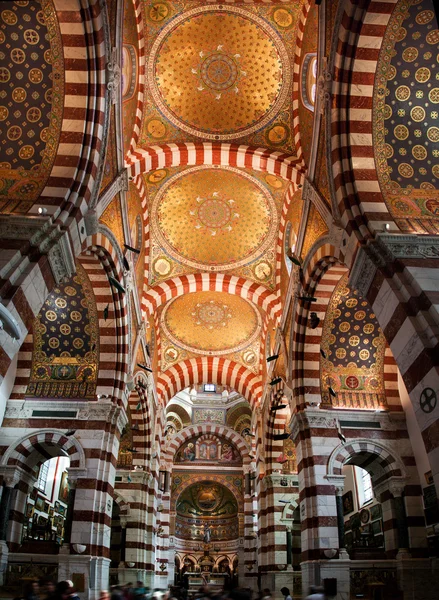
[
  {"x1": 0, "y1": 429, "x2": 86, "y2": 474},
  {"x1": 78, "y1": 231, "x2": 130, "y2": 405},
  {"x1": 290, "y1": 240, "x2": 345, "y2": 407},
  {"x1": 113, "y1": 490, "x2": 131, "y2": 517},
  {"x1": 126, "y1": 142, "x2": 305, "y2": 183},
  {"x1": 164, "y1": 424, "x2": 251, "y2": 466},
  {"x1": 170, "y1": 473, "x2": 243, "y2": 513},
  {"x1": 40, "y1": 0, "x2": 110, "y2": 217},
  {"x1": 329, "y1": 0, "x2": 403, "y2": 244},
  {"x1": 157, "y1": 357, "x2": 262, "y2": 409},
  {"x1": 142, "y1": 274, "x2": 281, "y2": 322},
  {"x1": 327, "y1": 439, "x2": 406, "y2": 486}
]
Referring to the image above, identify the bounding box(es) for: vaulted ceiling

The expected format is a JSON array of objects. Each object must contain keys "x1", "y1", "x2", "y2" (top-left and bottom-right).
[{"x1": 119, "y1": 0, "x2": 316, "y2": 402}]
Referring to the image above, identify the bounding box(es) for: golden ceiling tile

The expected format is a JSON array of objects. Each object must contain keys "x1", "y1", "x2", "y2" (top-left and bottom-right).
[
  {"x1": 147, "y1": 6, "x2": 291, "y2": 140},
  {"x1": 161, "y1": 291, "x2": 261, "y2": 356},
  {"x1": 300, "y1": 204, "x2": 328, "y2": 260},
  {"x1": 100, "y1": 194, "x2": 125, "y2": 249},
  {"x1": 151, "y1": 165, "x2": 278, "y2": 271}
]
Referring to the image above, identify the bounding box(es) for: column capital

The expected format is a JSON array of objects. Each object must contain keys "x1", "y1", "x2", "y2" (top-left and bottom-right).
[
  {"x1": 325, "y1": 474, "x2": 346, "y2": 496},
  {"x1": 0, "y1": 466, "x2": 34, "y2": 488},
  {"x1": 349, "y1": 233, "x2": 439, "y2": 297}
]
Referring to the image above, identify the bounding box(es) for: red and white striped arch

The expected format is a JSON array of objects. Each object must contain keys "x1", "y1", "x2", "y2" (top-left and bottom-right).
[
  {"x1": 39, "y1": 0, "x2": 108, "y2": 218},
  {"x1": 157, "y1": 357, "x2": 263, "y2": 409},
  {"x1": 330, "y1": 0, "x2": 399, "y2": 256},
  {"x1": 142, "y1": 273, "x2": 282, "y2": 322},
  {"x1": 0, "y1": 429, "x2": 85, "y2": 474},
  {"x1": 127, "y1": 142, "x2": 305, "y2": 183}
]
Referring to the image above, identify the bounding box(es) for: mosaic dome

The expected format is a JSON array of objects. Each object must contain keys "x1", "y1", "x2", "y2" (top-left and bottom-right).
[
  {"x1": 161, "y1": 291, "x2": 261, "y2": 355},
  {"x1": 147, "y1": 5, "x2": 290, "y2": 139},
  {"x1": 152, "y1": 166, "x2": 278, "y2": 271}
]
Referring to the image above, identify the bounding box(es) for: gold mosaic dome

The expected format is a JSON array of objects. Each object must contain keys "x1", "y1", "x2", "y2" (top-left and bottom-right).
[
  {"x1": 148, "y1": 5, "x2": 290, "y2": 139},
  {"x1": 161, "y1": 291, "x2": 261, "y2": 355},
  {"x1": 151, "y1": 166, "x2": 278, "y2": 271}
]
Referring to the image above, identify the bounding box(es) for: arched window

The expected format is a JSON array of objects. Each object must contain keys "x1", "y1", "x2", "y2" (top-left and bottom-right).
[
  {"x1": 284, "y1": 221, "x2": 293, "y2": 273},
  {"x1": 301, "y1": 53, "x2": 317, "y2": 112}
]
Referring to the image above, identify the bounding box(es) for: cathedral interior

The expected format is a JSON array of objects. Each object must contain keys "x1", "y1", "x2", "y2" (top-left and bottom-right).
[{"x1": 1, "y1": 0, "x2": 439, "y2": 599}]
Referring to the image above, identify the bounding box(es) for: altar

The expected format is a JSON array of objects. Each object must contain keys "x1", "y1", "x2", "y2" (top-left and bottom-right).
[{"x1": 185, "y1": 572, "x2": 228, "y2": 594}]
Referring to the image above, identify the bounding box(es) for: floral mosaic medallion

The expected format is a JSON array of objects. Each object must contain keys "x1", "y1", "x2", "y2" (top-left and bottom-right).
[
  {"x1": 374, "y1": 0, "x2": 439, "y2": 231},
  {"x1": 161, "y1": 291, "x2": 261, "y2": 355},
  {"x1": 0, "y1": 0, "x2": 64, "y2": 212},
  {"x1": 147, "y1": 5, "x2": 291, "y2": 139},
  {"x1": 151, "y1": 165, "x2": 278, "y2": 271}
]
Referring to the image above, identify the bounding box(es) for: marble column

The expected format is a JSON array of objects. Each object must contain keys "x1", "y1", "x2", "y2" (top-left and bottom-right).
[
  {"x1": 390, "y1": 483, "x2": 410, "y2": 557},
  {"x1": 0, "y1": 471, "x2": 21, "y2": 586},
  {"x1": 63, "y1": 479, "x2": 77, "y2": 544}
]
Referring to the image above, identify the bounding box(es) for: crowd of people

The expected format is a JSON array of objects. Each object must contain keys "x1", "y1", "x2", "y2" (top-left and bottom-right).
[{"x1": 20, "y1": 579, "x2": 325, "y2": 600}]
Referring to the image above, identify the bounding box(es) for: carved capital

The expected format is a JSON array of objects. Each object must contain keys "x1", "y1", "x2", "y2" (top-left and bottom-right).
[
  {"x1": 106, "y1": 47, "x2": 121, "y2": 105},
  {"x1": 326, "y1": 474, "x2": 346, "y2": 496}
]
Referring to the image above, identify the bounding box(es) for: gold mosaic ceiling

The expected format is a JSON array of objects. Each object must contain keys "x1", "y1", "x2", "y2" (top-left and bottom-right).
[
  {"x1": 152, "y1": 166, "x2": 278, "y2": 271},
  {"x1": 161, "y1": 291, "x2": 261, "y2": 355},
  {"x1": 148, "y1": 6, "x2": 290, "y2": 139}
]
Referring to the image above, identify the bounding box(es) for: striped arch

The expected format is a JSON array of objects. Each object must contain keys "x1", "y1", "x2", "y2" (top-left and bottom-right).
[
  {"x1": 41, "y1": 0, "x2": 109, "y2": 217},
  {"x1": 157, "y1": 357, "x2": 263, "y2": 409},
  {"x1": 126, "y1": 142, "x2": 305, "y2": 183},
  {"x1": 164, "y1": 424, "x2": 251, "y2": 466},
  {"x1": 79, "y1": 231, "x2": 129, "y2": 404},
  {"x1": 329, "y1": 0, "x2": 398, "y2": 247},
  {"x1": 113, "y1": 490, "x2": 131, "y2": 516},
  {"x1": 291, "y1": 240, "x2": 345, "y2": 407},
  {"x1": 142, "y1": 274, "x2": 281, "y2": 322},
  {"x1": 127, "y1": 0, "x2": 145, "y2": 156},
  {"x1": 0, "y1": 429, "x2": 85, "y2": 475},
  {"x1": 291, "y1": 0, "x2": 313, "y2": 164},
  {"x1": 328, "y1": 439, "x2": 406, "y2": 487}
]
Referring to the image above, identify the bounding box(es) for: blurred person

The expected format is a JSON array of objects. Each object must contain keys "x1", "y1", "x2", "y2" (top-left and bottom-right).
[
  {"x1": 305, "y1": 586, "x2": 325, "y2": 600},
  {"x1": 23, "y1": 581, "x2": 39, "y2": 600}
]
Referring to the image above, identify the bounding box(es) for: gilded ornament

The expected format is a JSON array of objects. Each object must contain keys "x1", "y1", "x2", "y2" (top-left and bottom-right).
[
  {"x1": 24, "y1": 29, "x2": 39, "y2": 44},
  {"x1": 398, "y1": 163, "x2": 414, "y2": 178},
  {"x1": 153, "y1": 256, "x2": 172, "y2": 277},
  {"x1": 147, "y1": 169, "x2": 168, "y2": 184},
  {"x1": 148, "y1": 2, "x2": 170, "y2": 22},
  {"x1": 1, "y1": 10, "x2": 18, "y2": 25},
  {"x1": 12, "y1": 88, "x2": 26, "y2": 102},
  {"x1": 411, "y1": 106, "x2": 425, "y2": 122},
  {"x1": 427, "y1": 127, "x2": 439, "y2": 142},
  {"x1": 265, "y1": 174, "x2": 283, "y2": 189},
  {"x1": 11, "y1": 48, "x2": 25, "y2": 63},
  {"x1": 0, "y1": 67, "x2": 10, "y2": 82},
  {"x1": 402, "y1": 47, "x2": 418, "y2": 62},
  {"x1": 429, "y1": 89, "x2": 439, "y2": 103},
  {"x1": 415, "y1": 67, "x2": 430, "y2": 82},
  {"x1": 412, "y1": 145, "x2": 427, "y2": 160},
  {"x1": 146, "y1": 118, "x2": 167, "y2": 139},
  {"x1": 0, "y1": 106, "x2": 8, "y2": 120},
  {"x1": 29, "y1": 68, "x2": 43, "y2": 83},
  {"x1": 254, "y1": 262, "x2": 272, "y2": 282},
  {"x1": 416, "y1": 10, "x2": 434, "y2": 25},
  {"x1": 383, "y1": 104, "x2": 392, "y2": 119},
  {"x1": 395, "y1": 86, "x2": 410, "y2": 101},
  {"x1": 266, "y1": 123, "x2": 289, "y2": 146},
  {"x1": 272, "y1": 8, "x2": 294, "y2": 29},
  {"x1": 349, "y1": 336, "x2": 360, "y2": 347}
]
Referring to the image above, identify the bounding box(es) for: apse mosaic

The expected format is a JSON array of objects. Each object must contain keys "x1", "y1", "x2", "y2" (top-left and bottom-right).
[
  {"x1": 374, "y1": 0, "x2": 439, "y2": 231},
  {"x1": 140, "y1": 1, "x2": 303, "y2": 152},
  {"x1": 28, "y1": 262, "x2": 99, "y2": 399},
  {"x1": 320, "y1": 274, "x2": 386, "y2": 407},
  {"x1": 146, "y1": 165, "x2": 284, "y2": 289},
  {"x1": 0, "y1": 0, "x2": 64, "y2": 212},
  {"x1": 175, "y1": 481, "x2": 239, "y2": 541},
  {"x1": 175, "y1": 434, "x2": 242, "y2": 466}
]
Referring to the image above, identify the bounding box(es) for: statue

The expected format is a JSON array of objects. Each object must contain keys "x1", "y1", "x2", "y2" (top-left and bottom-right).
[{"x1": 203, "y1": 522, "x2": 211, "y2": 544}]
